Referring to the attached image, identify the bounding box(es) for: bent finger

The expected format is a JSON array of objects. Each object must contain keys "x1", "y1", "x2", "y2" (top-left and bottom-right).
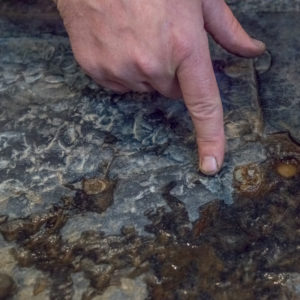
[{"x1": 202, "y1": 0, "x2": 266, "y2": 57}]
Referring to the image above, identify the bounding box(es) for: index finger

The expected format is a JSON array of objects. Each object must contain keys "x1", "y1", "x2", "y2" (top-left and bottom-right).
[{"x1": 177, "y1": 33, "x2": 225, "y2": 175}]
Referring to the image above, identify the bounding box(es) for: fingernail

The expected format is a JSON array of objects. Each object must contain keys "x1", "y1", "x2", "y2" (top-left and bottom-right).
[
  {"x1": 200, "y1": 156, "x2": 218, "y2": 175},
  {"x1": 252, "y1": 38, "x2": 266, "y2": 51}
]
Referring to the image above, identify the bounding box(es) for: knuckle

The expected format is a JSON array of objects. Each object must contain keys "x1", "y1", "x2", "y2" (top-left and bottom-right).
[
  {"x1": 155, "y1": 80, "x2": 182, "y2": 99},
  {"x1": 136, "y1": 82, "x2": 154, "y2": 93},
  {"x1": 106, "y1": 66, "x2": 125, "y2": 82},
  {"x1": 173, "y1": 35, "x2": 194, "y2": 62},
  {"x1": 136, "y1": 54, "x2": 159, "y2": 77},
  {"x1": 187, "y1": 99, "x2": 220, "y2": 121}
]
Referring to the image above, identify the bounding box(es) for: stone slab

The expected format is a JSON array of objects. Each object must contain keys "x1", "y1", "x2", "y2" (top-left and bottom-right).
[
  {"x1": 0, "y1": 3, "x2": 299, "y2": 300},
  {"x1": 239, "y1": 13, "x2": 300, "y2": 143}
]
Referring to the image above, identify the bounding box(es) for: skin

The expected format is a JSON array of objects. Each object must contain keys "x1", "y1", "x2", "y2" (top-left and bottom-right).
[{"x1": 56, "y1": 0, "x2": 266, "y2": 175}]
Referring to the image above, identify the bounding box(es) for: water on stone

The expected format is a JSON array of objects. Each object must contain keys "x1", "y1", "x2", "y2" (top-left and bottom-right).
[{"x1": 0, "y1": 1, "x2": 299, "y2": 299}]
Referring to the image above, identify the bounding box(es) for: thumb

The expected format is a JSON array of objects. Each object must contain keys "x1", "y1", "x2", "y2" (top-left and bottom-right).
[
  {"x1": 202, "y1": 0, "x2": 266, "y2": 57},
  {"x1": 177, "y1": 36, "x2": 225, "y2": 175}
]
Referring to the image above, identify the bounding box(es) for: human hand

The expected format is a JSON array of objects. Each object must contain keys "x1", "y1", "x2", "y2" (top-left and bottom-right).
[{"x1": 57, "y1": 0, "x2": 265, "y2": 175}]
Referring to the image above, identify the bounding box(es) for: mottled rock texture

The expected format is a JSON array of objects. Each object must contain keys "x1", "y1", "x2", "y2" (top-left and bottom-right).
[{"x1": 0, "y1": 0, "x2": 299, "y2": 299}]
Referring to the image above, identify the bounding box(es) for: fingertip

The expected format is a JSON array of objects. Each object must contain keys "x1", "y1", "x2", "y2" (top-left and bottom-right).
[
  {"x1": 238, "y1": 38, "x2": 266, "y2": 58},
  {"x1": 251, "y1": 38, "x2": 267, "y2": 54},
  {"x1": 197, "y1": 135, "x2": 225, "y2": 176},
  {"x1": 199, "y1": 156, "x2": 219, "y2": 176},
  {"x1": 203, "y1": 0, "x2": 267, "y2": 59}
]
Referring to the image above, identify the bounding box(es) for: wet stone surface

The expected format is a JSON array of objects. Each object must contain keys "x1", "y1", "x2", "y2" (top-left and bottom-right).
[{"x1": 0, "y1": 1, "x2": 300, "y2": 299}]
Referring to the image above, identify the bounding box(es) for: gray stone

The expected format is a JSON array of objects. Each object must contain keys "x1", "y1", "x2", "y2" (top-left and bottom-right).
[
  {"x1": 0, "y1": 1, "x2": 299, "y2": 299},
  {"x1": 240, "y1": 13, "x2": 300, "y2": 143}
]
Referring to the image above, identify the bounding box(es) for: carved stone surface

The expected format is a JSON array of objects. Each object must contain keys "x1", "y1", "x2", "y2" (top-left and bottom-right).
[{"x1": 0, "y1": 1, "x2": 299, "y2": 299}]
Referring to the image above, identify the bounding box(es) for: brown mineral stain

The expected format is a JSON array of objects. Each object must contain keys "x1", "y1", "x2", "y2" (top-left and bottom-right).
[
  {"x1": 0, "y1": 173, "x2": 299, "y2": 300},
  {"x1": 0, "y1": 136, "x2": 300, "y2": 299},
  {"x1": 193, "y1": 201, "x2": 220, "y2": 237},
  {"x1": 33, "y1": 278, "x2": 49, "y2": 296},
  {"x1": 276, "y1": 162, "x2": 298, "y2": 178},
  {"x1": 0, "y1": 273, "x2": 15, "y2": 299},
  {"x1": 83, "y1": 178, "x2": 113, "y2": 195},
  {"x1": 66, "y1": 177, "x2": 116, "y2": 214},
  {"x1": 0, "y1": 211, "x2": 65, "y2": 242},
  {"x1": 224, "y1": 60, "x2": 251, "y2": 78},
  {"x1": 0, "y1": 216, "x2": 7, "y2": 225},
  {"x1": 234, "y1": 163, "x2": 264, "y2": 195}
]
